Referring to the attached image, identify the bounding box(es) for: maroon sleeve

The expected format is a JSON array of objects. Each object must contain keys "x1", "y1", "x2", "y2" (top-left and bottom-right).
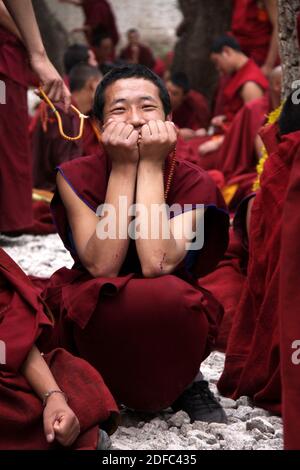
[
  {"x1": 167, "y1": 159, "x2": 229, "y2": 277},
  {"x1": 0, "y1": 249, "x2": 52, "y2": 373}
]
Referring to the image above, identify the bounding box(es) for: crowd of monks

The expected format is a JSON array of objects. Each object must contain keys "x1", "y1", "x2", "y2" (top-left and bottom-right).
[{"x1": 1, "y1": 0, "x2": 300, "y2": 451}]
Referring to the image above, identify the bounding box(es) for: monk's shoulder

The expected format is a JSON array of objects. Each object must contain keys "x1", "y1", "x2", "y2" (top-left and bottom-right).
[
  {"x1": 170, "y1": 158, "x2": 223, "y2": 206},
  {"x1": 59, "y1": 152, "x2": 107, "y2": 177}
]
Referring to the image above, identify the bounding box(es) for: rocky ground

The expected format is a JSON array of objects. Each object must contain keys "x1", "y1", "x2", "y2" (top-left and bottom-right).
[{"x1": 1, "y1": 233, "x2": 283, "y2": 451}]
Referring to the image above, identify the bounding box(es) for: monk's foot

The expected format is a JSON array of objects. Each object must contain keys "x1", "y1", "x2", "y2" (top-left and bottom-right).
[
  {"x1": 97, "y1": 428, "x2": 112, "y2": 450},
  {"x1": 171, "y1": 380, "x2": 228, "y2": 424}
]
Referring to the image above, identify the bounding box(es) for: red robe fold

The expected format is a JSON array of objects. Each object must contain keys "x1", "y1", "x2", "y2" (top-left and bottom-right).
[
  {"x1": 82, "y1": 0, "x2": 119, "y2": 46},
  {"x1": 0, "y1": 26, "x2": 33, "y2": 232},
  {"x1": 199, "y1": 227, "x2": 247, "y2": 352},
  {"x1": 42, "y1": 149, "x2": 229, "y2": 412},
  {"x1": 218, "y1": 123, "x2": 300, "y2": 415},
  {"x1": 231, "y1": 0, "x2": 273, "y2": 66},
  {"x1": 119, "y1": 43, "x2": 156, "y2": 69},
  {"x1": 0, "y1": 248, "x2": 119, "y2": 450},
  {"x1": 172, "y1": 90, "x2": 211, "y2": 131},
  {"x1": 219, "y1": 59, "x2": 269, "y2": 123},
  {"x1": 279, "y1": 136, "x2": 300, "y2": 450}
]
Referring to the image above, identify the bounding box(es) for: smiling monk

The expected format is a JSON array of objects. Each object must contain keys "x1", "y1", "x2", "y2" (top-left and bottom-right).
[{"x1": 43, "y1": 65, "x2": 229, "y2": 423}]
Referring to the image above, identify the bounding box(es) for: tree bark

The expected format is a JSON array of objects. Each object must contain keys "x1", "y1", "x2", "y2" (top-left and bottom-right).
[
  {"x1": 172, "y1": 0, "x2": 233, "y2": 103},
  {"x1": 32, "y1": 0, "x2": 69, "y2": 75},
  {"x1": 278, "y1": 0, "x2": 300, "y2": 98}
]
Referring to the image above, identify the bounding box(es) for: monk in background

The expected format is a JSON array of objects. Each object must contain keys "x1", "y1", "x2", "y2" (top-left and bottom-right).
[
  {"x1": 165, "y1": 72, "x2": 210, "y2": 140},
  {"x1": 230, "y1": 0, "x2": 278, "y2": 76},
  {"x1": 218, "y1": 95, "x2": 300, "y2": 442},
  {"x1": 59, "y1": 0, "x2": 119, "y2": 53},
  {"x1": 120, "y1": 28, "x2": 156, "y2": 70},
  {"x1": 32, "y1": 64, "x2": 103, "y2": 193},
  {"x1": 185, "y1": 35, "x2": 268, "y2": 170}
]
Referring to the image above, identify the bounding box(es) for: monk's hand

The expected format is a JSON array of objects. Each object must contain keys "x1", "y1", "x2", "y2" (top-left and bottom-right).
[
  {"x1": 198, "y1": 135, "x2": 224, "y2": 155},
  {"x1": 43, "y1": 393, "x2": 80, "y2": 447},
  {"x1": 101, "y1": 120, "x2": 140, "y2": 168},
  {"x1": 30, "y1": 52, "x2": 71, "y2": 112},
  {"x1": 139, "y1": 120, "x2": 177, "y2": 166},
  {"x1": 211, "y1": 115, "x2": 226, "y2": 128}
]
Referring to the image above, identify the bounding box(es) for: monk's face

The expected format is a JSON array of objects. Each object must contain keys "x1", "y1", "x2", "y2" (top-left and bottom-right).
[
  {"x1": 210, "y1": 49, "x2": 235, "y2": 75},
  {"x1": 165, "y1": 81, "x2": 185, "y2": 111},
  {"x1": 88, "y1": 49, "x2": 98, "y2": 68},
  {"x1": 95, "y1": 37, "x2": 113, "y2": 63},
  {"x1": 128, "y1": 31, "x2": 140, "y2": 45},
  {"x1": 102, "y1": 78, "x2": 166, "y2": 130}
]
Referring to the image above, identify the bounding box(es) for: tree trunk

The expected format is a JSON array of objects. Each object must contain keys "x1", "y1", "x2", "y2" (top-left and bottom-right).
[
  {"x1": 172, "y1": 0, "x2": 233, "y2": 103},
  {"x1": 278, "y1": 0, "x2": 300, "y2": 98},
  {"x1": 32, "y1": 0, "x2": 69, "y2": 75}
]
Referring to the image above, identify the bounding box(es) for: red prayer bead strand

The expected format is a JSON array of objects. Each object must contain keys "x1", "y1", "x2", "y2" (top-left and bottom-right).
[{"x1": 164, "y1": 148, "x2": 177, "y2": 201}]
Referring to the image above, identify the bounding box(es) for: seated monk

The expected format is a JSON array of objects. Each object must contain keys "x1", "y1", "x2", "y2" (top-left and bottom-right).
[
  {"x1": 186, "y1": 35, "x2": 269, "y2": 167},
  {"x1": 29, "y1": 64, "x2": 103, "y2": 235},
  {"x1": 230, "y1": 0, "x2": 278, "y2": 75},
  {"x1": 278, "y1": 92, "x2": 300, "y2": 450},
  {"x1": 63, "y1": 43, "x2": 98, "y2": 78},
  {"x1": 216, "y1": 65, "x2": 282, "y2": 211},
  {"x1": 0, "y1": 247, "x2": 119, "y2": 450},
  {"x1": 119, "y1": 29, "x2": 156, "y2": 70},
  {"x1": 165, "y1": 72, "x2": 210, "y2": 139},
  {"x1": 218, "y1": 94, "x2": 300, "y2": 434},
  {"x1": 43, "y1": 64, "x2": 230, "y2": 423},
  {"x1": 32, "y1": 64, "x2": 103, "y2": 193},
  {"x1": 91, "y1": 29, "x2": 116, "y2": 75}
]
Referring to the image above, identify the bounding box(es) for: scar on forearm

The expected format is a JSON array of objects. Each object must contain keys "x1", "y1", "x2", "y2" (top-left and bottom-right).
[{"x1": 159, "y1": 253, "x2": 167, "y2": 271}]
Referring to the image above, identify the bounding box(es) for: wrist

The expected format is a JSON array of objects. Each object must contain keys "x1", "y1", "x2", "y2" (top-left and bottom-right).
[
  {"x1": 29, "y1": 49, "x2": 47, "y2": 62},
  {"x1": 138, "y1": 159, "x2": 164, "y2": 172},
  {"x1": 43, "y1": 390, "x2": 68, "y2": 407}
]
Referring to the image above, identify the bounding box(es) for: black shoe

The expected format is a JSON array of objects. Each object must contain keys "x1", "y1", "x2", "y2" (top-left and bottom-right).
[{"x1": 171, "y1": 380, "x2": 228, "y2": 424}]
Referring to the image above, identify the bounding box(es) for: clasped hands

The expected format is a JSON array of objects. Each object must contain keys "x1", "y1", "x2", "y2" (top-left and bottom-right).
[{"x1": 101, "y1": 120, "x2": 177, "y2": 167}]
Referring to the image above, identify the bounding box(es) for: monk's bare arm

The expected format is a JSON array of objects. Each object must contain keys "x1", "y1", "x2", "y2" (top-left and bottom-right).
[
  {"x1": 57, "y1": 166, "x2": 137, "y2": 278},
  {"x1": 262, "y1": 0, "x2": 278, "y2": 76},
  {"x1": 241, "y1": 81, "x2": 264, "y2": 104},
  {"x1": 21, "y1": 345, "x2": 80, "y2": 446},
  {"x1": 2, "y1": 0, "x2": 71, "y2": 109},
  {"x1": 136, "y1": 120, "x2": 200, "y2": 277},
  {"x1": 0, "y1": 1, "x2": 21, "y2": 39}
]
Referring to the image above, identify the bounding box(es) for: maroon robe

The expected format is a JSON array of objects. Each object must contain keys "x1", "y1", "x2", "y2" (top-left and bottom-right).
[
  {"x1": 42, "y1": 149, "x2": 229, "y2": 413},
  {"x1": 217, "y1": 95, "x2": 270, "y2": 210},
  {"x1": 32, "y1": 104, "x2": 82, "y2": 192},
  {"x1": 119, "y1": 43, "x2": 156, "y2": 69},
  {"x1": 199, "y1": 227, "x2": 247, "y2": 352},
  {"x1": 218, "y1": 123, "x2": 299, "y2": 415},
  {"x1": 0, "y1": 248, "x2": 119, "y2": 450},
  {"x1": 32, "y1": 106, "x2": 102, "y2": 192},
  {"x1": 172, "y1": 90, "x2": 211, "y2": 131},
  {"x1": 82, "y1": 0, "x2": 119, "y2": 46},
  {"x1": 218, "y1": 59, "x2": 269, "y2": 123},
  {"x1": 231, "y1": 0, "x2": 273, "y2": 66},
  {"x1": 0, "y1": 26, "x2": 33, "y2": 232},
  {"x1": 279, "y1": 134, "x2": 300, "y2": 449}
]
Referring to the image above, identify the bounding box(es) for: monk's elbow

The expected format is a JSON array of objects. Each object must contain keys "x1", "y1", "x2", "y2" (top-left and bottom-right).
[
  {"x1": 141, "y1": 261, "x2": 175, "y2": 278},
  {"x1": 87, "y1": 263, "x2": 119, "y2": 279}
]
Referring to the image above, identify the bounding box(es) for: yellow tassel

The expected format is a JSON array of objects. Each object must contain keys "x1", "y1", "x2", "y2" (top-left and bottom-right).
[{"x1": 252, "y1": 103, "x2": 283, "y2": 191}]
